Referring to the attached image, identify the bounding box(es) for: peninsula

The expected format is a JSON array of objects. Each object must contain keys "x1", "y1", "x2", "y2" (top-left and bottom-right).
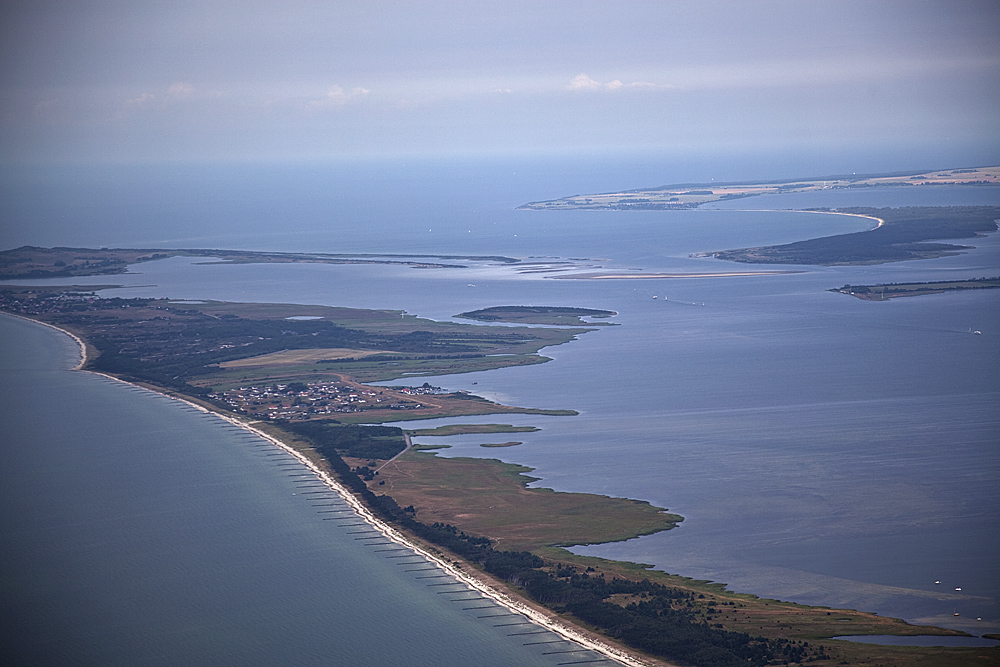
[{"x1": 1, "y1": 271, "x2": 989, "y2": 667}]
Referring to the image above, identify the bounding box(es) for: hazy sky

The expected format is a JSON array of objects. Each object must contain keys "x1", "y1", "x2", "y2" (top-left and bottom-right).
[{"x1": 1, "y1": 0, "x2": 998, "y2": 163}]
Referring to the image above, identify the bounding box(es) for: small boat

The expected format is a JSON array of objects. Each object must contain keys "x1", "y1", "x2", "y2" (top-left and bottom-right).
[
  {"x1": 934, "y1": 580, "x2": 941, "y2": 585},
  {"x1": 955, "y1": 587, "x2": 962, "y2": 591}
]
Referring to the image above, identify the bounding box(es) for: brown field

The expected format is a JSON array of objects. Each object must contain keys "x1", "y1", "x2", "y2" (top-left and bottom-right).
[
  {"x1": 217, "y1": 347, "x2": 396, "y2": 368},
  {"x1": 373, "y1": 450, "x2": 681, "y2": 551}
]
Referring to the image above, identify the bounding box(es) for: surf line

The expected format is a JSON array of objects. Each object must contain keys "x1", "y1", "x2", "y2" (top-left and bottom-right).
[{"x1": 32, "y1": 316, "x2": 652, "y2": 667}]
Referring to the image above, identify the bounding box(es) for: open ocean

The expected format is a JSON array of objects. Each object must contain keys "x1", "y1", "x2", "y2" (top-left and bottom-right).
[{"x1": 1, "y1": 155, "x2": 998, "y2": 662}]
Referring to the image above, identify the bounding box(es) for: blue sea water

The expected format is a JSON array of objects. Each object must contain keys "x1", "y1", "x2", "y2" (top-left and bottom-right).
[
  {"x1": 0, "y1": 315, "x2": 606, "y2": 666},
  {"x1": 1, "y1": 156, "x2": 998, "y2": 655}
]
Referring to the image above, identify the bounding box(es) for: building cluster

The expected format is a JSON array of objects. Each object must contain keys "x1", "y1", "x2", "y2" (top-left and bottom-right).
[
  {"x1": 208, "y1": 380, "x2": 430, "y2": 420},
  {"x1": 0, "y1": 290, "x2": 102, "y2": 315}
]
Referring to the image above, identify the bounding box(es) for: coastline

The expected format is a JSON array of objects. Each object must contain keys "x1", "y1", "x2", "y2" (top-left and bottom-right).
[
  {"x1": 4, "y1": 311, "x2": 88, "y2": 371},
  {"x1": 702, "y1": 208, "x2": 884, "y2": 230},
  {"x1": 29, "y1": 314, "x2": 660, "y2": 667}
]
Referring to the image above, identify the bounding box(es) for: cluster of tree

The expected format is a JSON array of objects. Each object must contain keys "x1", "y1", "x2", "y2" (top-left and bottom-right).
[
  {"x1": 281, "y1": 420, "x2": 407, "y2": 460},
  {"x1": 568, "y1": 599, "x2": 773, "y2": 667},
  {"x1": 283, "y1": 423, "x2": 819, "y2": 667}
]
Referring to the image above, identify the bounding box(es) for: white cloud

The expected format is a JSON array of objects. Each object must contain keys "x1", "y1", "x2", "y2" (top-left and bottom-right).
[
  {"x1": 167, "y1": 82, "x2": 195, "y2": 97},
  {"x1": 566, "y1": 74, "x2": 668, "y2": 92},
  {"x1": 567, "y1": 73, "x2": 602, "y2": 90},
  {"x1": 308, "y1": 85, "x2": 370, "y2": 109}
]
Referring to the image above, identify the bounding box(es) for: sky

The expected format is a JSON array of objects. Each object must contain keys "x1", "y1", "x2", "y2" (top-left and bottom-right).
[{"x1": 0, "y1": 0, "x2": 998, "y2": 164}]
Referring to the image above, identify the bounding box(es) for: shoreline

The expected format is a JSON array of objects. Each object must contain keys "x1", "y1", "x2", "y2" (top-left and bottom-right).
[
  {"x1": 701, "y1": 207, "x2": 885, "y2": 230},
  {"x1": 28, "y1": 313, "x2": 660, "y2": 667},
  {"x1": 5, "y1": 311, "x2": 88, "y2": 370}
]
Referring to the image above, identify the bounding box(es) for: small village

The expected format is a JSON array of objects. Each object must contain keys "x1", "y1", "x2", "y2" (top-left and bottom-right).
[{"x1": 207, "y1": 380, "x2": 449, "y2": 421}]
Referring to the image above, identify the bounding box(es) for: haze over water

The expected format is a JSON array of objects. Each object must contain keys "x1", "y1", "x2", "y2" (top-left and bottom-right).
[{"x1": 3, "y1": 158, "x2": 998, "y2": 643}]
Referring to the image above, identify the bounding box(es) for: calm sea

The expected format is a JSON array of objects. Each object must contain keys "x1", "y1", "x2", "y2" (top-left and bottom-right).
[
  {"x1": 0, "y1": 314, "x2": 621, "y2": 666},
  {"x1": 1, "y1": 157, "x2": 998, "y2": 649}
]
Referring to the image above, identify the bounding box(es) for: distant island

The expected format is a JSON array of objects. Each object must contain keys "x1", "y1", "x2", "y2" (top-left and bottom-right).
[
  {"x1": 831, "y1": 276, "x2": 1000, "y2": 301},
  {"x1": 518, "y1": 165, "x2": 1000, "y2": 210}
]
